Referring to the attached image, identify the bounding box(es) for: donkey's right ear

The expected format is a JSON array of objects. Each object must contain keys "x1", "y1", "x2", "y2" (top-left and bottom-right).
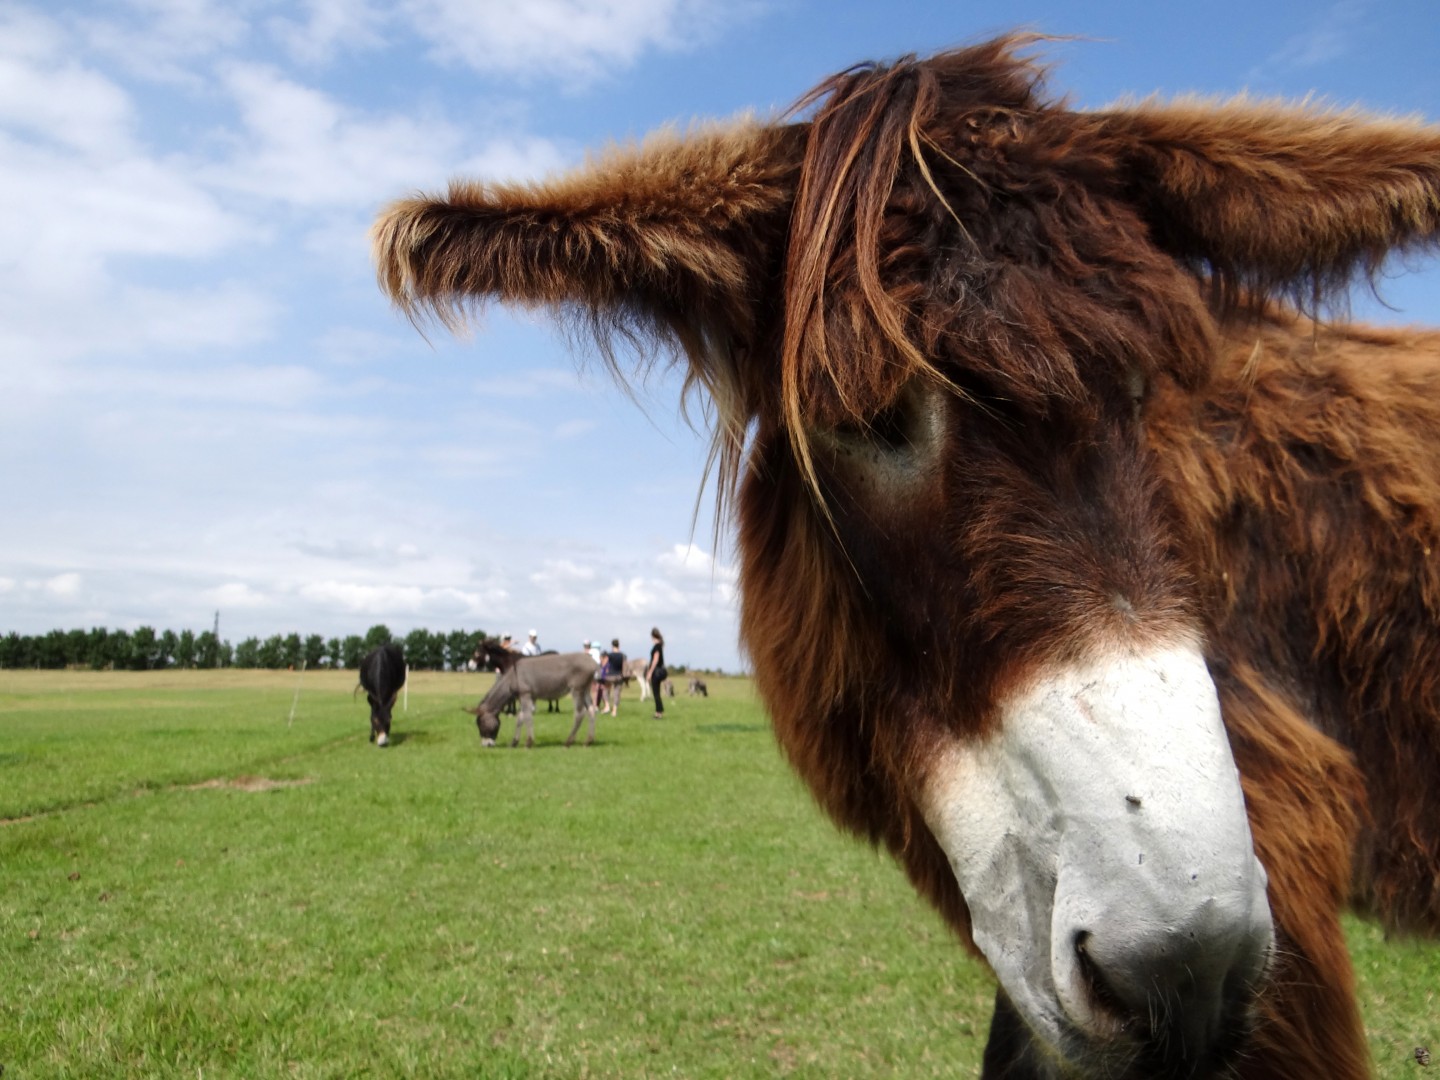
[{"x1": 372, "y1": 118, "x2": 804, "y2": 379}]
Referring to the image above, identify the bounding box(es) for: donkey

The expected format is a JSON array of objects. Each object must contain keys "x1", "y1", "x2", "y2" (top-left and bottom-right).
[
  {"x1": 374, "y1": 36, "x2": 1440, "y2": 1080},
  {"x1": 476, "y1": 637, "x2": 563, "y2": 712},
  {"x1": 357, "y1": 642, "x2": 406, "y2": 747},
  {"x1": 464, "y1": 651, "x2": 599, "y2": 748},
  {"x1": 624, "y1": 656, "x2": 652, "y2": 701}
]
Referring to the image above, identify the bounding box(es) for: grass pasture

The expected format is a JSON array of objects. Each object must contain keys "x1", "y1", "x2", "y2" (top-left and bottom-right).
[{"x1": 1, "y1": 670, "x2": 1437, "y2": 1078}]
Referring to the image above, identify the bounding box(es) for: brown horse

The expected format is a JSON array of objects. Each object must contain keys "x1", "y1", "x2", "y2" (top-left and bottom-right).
[{"x1": 373, "y1": 36, "x2": 1440, "y2": 1080}]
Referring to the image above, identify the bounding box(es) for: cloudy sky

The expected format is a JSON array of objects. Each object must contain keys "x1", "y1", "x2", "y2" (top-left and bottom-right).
[{"x1": 2, "y1": 0, "x2": 1436, "y2": 671}]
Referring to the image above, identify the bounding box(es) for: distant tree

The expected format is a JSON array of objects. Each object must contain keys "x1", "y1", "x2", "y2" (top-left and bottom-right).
[
  {"x1": 281, "y1": 632, "x2": 303, "y2": 669},
  {"x1": 217, "y1": 639, "x2": 234, "y2": 667},
  {"x1": 341, "y1": 635, "x2": 365, "y2": 669},
  {"x1": 234, "y1": 637, "x2": 260, "y2": 668},
  {"x1": 324, "y1": 637, "x2": 341, "y2": 668},
  {"x1": 404, "y1": 628, "x2": 445, "y2": 670},
  {"x1": 87, "y1": 627, "x2": 110, "y2": 670},
  {"x1": 403, "y1": 628, "x2": 426, "y2": 669},
  {"x1": 444, "y1": 629, "x2": 481, "y2": 671},
  {"x1": 303, "y1": 634, "x2": 326, "y2": 669},
  {"x1": 257, "y1": 634, "x2": 285, "y2": 669},
  {"x1": 174, "y1": 629, "x2": 196, "y2": 669},
  {"x1": 131, "y1": 626, "x2": 158, "y2": 670},
  {"x1": 195, "y1": 630, "x2": 219, "y2": 669},
  {"x1": 363, "y1": 624, "x2": 392, "y2": 651},
  {"x1": 108, "y1": 629, "x2": 133, "y2": 671},
  {"x1": 157, "y1": 629, "x2": 178, "y2": 669},
  {"x1": 65, "y1": 628, "x2": 88, "y2": 666},
  {"x1": 0, "y1": 632, "x2": 26, "y2": 668},
  {"x1": 35, "y1": 630, "x2": 67, "y2": 669}
]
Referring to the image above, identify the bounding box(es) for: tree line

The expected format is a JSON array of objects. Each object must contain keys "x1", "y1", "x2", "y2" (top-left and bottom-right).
[{"x1": 0, "y1": 624, "x2": 490, "y2": 672}]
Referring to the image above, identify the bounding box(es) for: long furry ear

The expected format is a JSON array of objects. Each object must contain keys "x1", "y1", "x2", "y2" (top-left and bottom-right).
[
  {"x1": 373, "y1": 118, "x2": 802, "y2": 515},
  {"x1": 372, "y1": 117, "x2": 802, "y2": 400},
  {"x1": 1092, "y1": 98, "x2": 1440, "y2": 309}
]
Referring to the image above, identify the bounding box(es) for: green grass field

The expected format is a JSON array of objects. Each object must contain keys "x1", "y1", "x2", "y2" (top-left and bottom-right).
[{"x1": 1, "y1": 670, "x2": 1436, "y2": 1078}]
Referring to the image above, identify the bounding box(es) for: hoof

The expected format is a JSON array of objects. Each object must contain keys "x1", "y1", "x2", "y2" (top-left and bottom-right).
[
  {"x1": 376, "y1": 732, "x2": 389, "y2": 747},
  {"x1": 481, "y1": 737, "x2": 496, "y2": 748}
]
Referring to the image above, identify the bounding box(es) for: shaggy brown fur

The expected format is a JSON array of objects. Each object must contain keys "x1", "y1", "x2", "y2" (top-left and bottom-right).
[{"x1": 373, "y1": 35, "x2": 1440, "y2": 1079}]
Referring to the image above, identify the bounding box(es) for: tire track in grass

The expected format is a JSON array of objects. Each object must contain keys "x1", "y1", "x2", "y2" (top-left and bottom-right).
[
  {"x1": 0, "y1": 699, "x2": 470, "y2": 827},
  {"x1": 0, "y1": 730, "x2": 363, "y2": 827}
]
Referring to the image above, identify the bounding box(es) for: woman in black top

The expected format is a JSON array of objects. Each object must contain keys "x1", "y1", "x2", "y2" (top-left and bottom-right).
[{"x1": 646, "y1": 627, "x2": 666, "y2": 718}]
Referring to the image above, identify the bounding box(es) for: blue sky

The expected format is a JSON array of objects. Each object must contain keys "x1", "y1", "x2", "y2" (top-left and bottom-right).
[{"x1": 2, "y1": 0, "x2": 1436, "y2": 671}]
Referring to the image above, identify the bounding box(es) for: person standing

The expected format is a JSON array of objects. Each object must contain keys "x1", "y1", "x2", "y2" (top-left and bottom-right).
[
  {"x1": 646, "y1": 627, "x2": 667, "y2": 718},
  {"x1": 601, "y1": 638, "x2": 626, "y2": 715},
  {"x1": 521, "y1": 629, "x2": 541, "y2": 656}
]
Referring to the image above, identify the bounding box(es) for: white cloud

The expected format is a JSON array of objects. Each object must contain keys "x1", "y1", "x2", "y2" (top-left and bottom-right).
[
  {"x1": 656, "y1": 541, "x2": 735, "y2": 581},
  {"x1": 207, "y1": 582, "x2": 273, "y2": 609},
  {"x1": 266, "y1": 0, "x2": 388, "y2": 66},
  {"x1": 552, "y1": 418, "x2": 599, "y2": 441},
  {"x1": 0, "y1": 18, "x2": 135, "y2": 156},
  {"x1": 397, "y1": 0, "x2": 753, "y2": 83},
  {"x1": 471, "y1": 369, "x2": 588, "y2": 399},
  {"x1": 44, "y1": 572, "x2": 83, "y2": 599},
  {"x1": 1250, "y1": 0, "x2": 1370, "y2": 79},
  {"x1": 297, "y1": 580, "x2": 500, "y2": 617},
  {"x1": 72, "y1": 0, "x2": 251, "y2": 84},
  {"x1": 211, "y1": 63, "x2": 568, "y2": 211}
]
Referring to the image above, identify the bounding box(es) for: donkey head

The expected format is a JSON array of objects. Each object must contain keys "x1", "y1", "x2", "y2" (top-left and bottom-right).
[
  {"x1": 475, "y1": 709, "x2": 500, "y2": 747},
  {"x1": 374, "y1": 36, "x2": 1440, "y2": 1077}
]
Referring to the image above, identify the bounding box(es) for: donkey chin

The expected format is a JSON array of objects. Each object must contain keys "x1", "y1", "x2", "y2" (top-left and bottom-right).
[{"x1": 920, "y1": 640, "x2": 1275, "y2": 1078}]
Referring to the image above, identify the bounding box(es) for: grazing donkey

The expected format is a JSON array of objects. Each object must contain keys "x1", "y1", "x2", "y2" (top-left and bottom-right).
[
  {"x1": 374, "y1": 36, "x2": 1440, "y2": 1080},
  {"x1": 358, "y1": 643, "x2": 406, "y2": 747},
  {"x1": 476, "y1": 637, "x2": 562, "y2": 712},
  {"x1": 464, "y1": 651, "x2": 599, "y2": 748}
]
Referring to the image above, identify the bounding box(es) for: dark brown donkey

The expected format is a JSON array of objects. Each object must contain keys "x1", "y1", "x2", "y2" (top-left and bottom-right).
[
  {"x1": 358, "y1": 642, "x2": 405, "y2": 747},
  {"x1": 373, "y1": 36, "x2": 1440, "y2": 1080}
]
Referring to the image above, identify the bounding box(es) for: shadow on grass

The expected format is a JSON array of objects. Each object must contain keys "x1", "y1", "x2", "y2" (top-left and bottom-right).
[
  {"x1": 383, "y1": 730, "x2": 433, "y2": 747},
  {"x1": 479, "y1": 741, "x2": 608, "y2": 752}
]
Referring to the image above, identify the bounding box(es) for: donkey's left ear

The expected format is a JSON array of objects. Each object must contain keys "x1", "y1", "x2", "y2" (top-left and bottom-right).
[
  {"x1": 1091, "y1": 99, "x2": 1440, "y2": 301},
  {"x1": 372, "y1": 118, "x2": 803, "y2": 383}
]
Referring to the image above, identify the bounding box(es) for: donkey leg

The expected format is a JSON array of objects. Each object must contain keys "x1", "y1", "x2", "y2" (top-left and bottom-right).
[
  {"x1": 520, "y1": 696, "x2": 536, "y2": 748},
  {"x1": 565, "y1": 698, "x2": 585, "y2": 747},
  {"x1": 511, "y1": 695, "x2": 532, "y2": 748}
]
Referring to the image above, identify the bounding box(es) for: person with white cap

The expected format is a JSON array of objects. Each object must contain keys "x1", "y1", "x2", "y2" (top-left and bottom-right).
[{"x1": 521, "y1": 629, "x2": 541, "y2": 656}]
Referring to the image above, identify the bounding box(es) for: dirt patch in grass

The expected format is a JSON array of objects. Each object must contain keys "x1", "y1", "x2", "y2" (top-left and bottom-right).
[
  {"x1": 1, "y1": 775, "x2": 316, "y2": 826},
  {"x1": 181, "y1": 775, "x2": 315, "y2": 792}
]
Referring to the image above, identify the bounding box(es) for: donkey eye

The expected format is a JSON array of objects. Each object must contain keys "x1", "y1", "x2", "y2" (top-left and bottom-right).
[
  {"x1": 831, "y1": 398, "x2": 913, "y2": 450},
  {"x1": 815, "y1": 380, "x2": 944, "y2": 482}
]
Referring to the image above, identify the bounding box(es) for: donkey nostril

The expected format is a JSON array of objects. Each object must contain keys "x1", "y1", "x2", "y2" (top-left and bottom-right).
[{"x1": 1072, "y1": 931, "x2": 1134, "y2": 1030}]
